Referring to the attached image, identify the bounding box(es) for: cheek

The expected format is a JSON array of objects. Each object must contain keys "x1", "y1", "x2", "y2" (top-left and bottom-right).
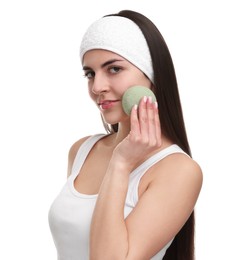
[
  {"x1": 88, "y1": 87, "x2": 96, "y2": 101},
  {"x1": 123, "y1": 69, "x2": 152, "y2": 88},
  {"x1": 136, "y1": 72, "x2": 152, "y2": 87}
]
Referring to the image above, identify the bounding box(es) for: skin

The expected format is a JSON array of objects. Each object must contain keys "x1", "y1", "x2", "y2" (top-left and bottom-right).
[{"x1": 68, "y1": 49, "x2": 203, "y2": 260}]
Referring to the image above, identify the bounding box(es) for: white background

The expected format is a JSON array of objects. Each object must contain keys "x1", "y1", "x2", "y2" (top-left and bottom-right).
[{"x1": 0, "y1": 0, "x2": 240, "y2": 259}]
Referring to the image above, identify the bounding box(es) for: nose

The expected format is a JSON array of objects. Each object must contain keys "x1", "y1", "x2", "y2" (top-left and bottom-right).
[{"x1": 91, "y1": 72, "x2": 109, "y2": 95}]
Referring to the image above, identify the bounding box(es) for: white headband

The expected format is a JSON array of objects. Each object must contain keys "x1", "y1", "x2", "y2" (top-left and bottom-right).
[{"x1": 80, "y1": 16, "x2": 154, "y2": 83}]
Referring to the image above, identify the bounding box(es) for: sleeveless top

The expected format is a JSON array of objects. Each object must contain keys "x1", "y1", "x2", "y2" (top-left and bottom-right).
[{"x1": 48, "y1": 134, "x2": 186, "y2": 260}]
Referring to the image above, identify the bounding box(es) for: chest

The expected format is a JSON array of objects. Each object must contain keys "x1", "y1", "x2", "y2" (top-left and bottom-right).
[
  {"x1": 73, "y1": 148, "x2": 113, "y2": 195},
  {"x1": 73, "y1": 147, "x2": 153, "y2": 197}
]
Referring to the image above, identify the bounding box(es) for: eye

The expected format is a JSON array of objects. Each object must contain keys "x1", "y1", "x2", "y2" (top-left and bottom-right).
[
  {"x1": 109, "y1": 66, "x2": 122, "y2": 74},
  {"x1": 84, "y1": 70, "x2": 95, "y2": 79}
]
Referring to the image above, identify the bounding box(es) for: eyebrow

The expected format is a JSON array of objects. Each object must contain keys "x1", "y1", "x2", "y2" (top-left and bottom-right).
[{"x1": 83, "y1": 59, "x2": 124, "y2": 71}]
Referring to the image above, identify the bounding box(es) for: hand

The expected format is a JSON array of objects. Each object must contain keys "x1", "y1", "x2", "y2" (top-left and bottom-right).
[{"x1": 113, "y1": 96, "x2": 162, "y2": 169}]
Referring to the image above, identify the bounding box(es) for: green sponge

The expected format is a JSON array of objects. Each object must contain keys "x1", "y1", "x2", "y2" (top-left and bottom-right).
[{"x1": 122, "y1": 85, "x2": 157, "y2": 115}]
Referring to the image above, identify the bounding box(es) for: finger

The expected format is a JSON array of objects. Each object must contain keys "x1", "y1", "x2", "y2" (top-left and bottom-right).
[
  {"x1": 154, "y1": 101, "x2": 162, "y2": 146},
  {"x1": 146, "y1": 96, "x2": 157, "y2": 144},
  {"x1": 138, "y1": 96, "x2": 149, "y2": 141},
  {"x1": 130, "y1": 104, "x2": 141, "y2": 136}
]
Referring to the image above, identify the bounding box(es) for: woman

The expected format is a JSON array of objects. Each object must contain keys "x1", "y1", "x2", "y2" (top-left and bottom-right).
[{"x1": 49, "y1": 10, "x2": 203, "y2": 260}]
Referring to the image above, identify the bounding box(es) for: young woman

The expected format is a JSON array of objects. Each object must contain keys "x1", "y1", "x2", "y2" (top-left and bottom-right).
[{"x1": 49, "y1": 10, "x2": 203, "y2": 260}]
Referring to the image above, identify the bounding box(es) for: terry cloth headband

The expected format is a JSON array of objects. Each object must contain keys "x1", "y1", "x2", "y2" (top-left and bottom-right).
[{"x1": 80, "y1": 16, "x2": 154, "y2": 83}]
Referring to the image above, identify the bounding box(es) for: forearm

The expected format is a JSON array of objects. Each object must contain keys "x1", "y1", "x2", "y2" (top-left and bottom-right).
[{"x1": 90, "y1": 159, "x2": 132, "y2": 260}]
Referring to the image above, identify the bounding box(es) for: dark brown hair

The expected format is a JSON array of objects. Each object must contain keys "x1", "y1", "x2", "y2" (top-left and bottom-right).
[{"x1": 104, "y1": 10, "x2": 195, "y2": 260}]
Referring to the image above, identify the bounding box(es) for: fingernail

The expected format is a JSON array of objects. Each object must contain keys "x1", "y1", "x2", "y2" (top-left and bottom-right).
[
  {"x1": 154, "y1": 101, "x2": 158, "y2": 108},
  {"x1": 148, "y1": 96, "x2": 152, "y2": 103},
  {"x1": 143, "y1": 96, "x2": 147, "y2": 103}
]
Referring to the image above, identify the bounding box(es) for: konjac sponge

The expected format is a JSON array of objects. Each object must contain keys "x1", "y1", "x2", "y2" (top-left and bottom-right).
[{"x1": 122, "y1": 85, "x2": 157, "y2": 115}]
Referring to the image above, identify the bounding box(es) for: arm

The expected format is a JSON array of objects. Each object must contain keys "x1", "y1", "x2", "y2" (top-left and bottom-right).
[
  {"x1": 90, "y1": 98, "x2": 202, "y2": 259},
  {"x1": 125, "y1": 155, "x2": 202, "y2": 259}
]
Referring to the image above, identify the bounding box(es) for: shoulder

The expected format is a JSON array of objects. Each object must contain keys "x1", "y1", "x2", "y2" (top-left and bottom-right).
[
  {"x1": 67, "y1": 135, "x2": 91, "y2": 177},
  {"x1": 165, "y1": 152, "x2": 202, "y2": 183},
  {"x1": 150, "y1": 152, "x2": 203, "y2": 199},
  {"x1": 68, "y1": 136, "x2": 91, "y2": 161}
]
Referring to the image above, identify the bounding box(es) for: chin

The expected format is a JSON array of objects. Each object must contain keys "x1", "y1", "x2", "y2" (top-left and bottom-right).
[{"x1": 102, "y1": 112, "x2": 128, "y2": 125}]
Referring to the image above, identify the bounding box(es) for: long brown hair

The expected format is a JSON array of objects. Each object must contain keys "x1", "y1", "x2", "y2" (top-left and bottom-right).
[{"x1": 103, "y1": 10, "x2": 195, "y2": 260}]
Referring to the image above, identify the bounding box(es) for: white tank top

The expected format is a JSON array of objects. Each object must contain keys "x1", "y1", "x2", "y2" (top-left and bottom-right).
[{"x1": 48, "y1": 134, "x2": 186, "y2": 260}]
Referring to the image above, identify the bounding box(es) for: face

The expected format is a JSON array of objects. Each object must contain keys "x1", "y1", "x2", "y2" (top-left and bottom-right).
[{"x1": 82, "y1": 49, "x2": 152, "y2": 125}]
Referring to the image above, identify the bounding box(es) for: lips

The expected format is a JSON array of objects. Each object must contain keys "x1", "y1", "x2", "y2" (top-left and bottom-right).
[{"x1": 98, "y1": 100, "x2": 119, "y2": 110}]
